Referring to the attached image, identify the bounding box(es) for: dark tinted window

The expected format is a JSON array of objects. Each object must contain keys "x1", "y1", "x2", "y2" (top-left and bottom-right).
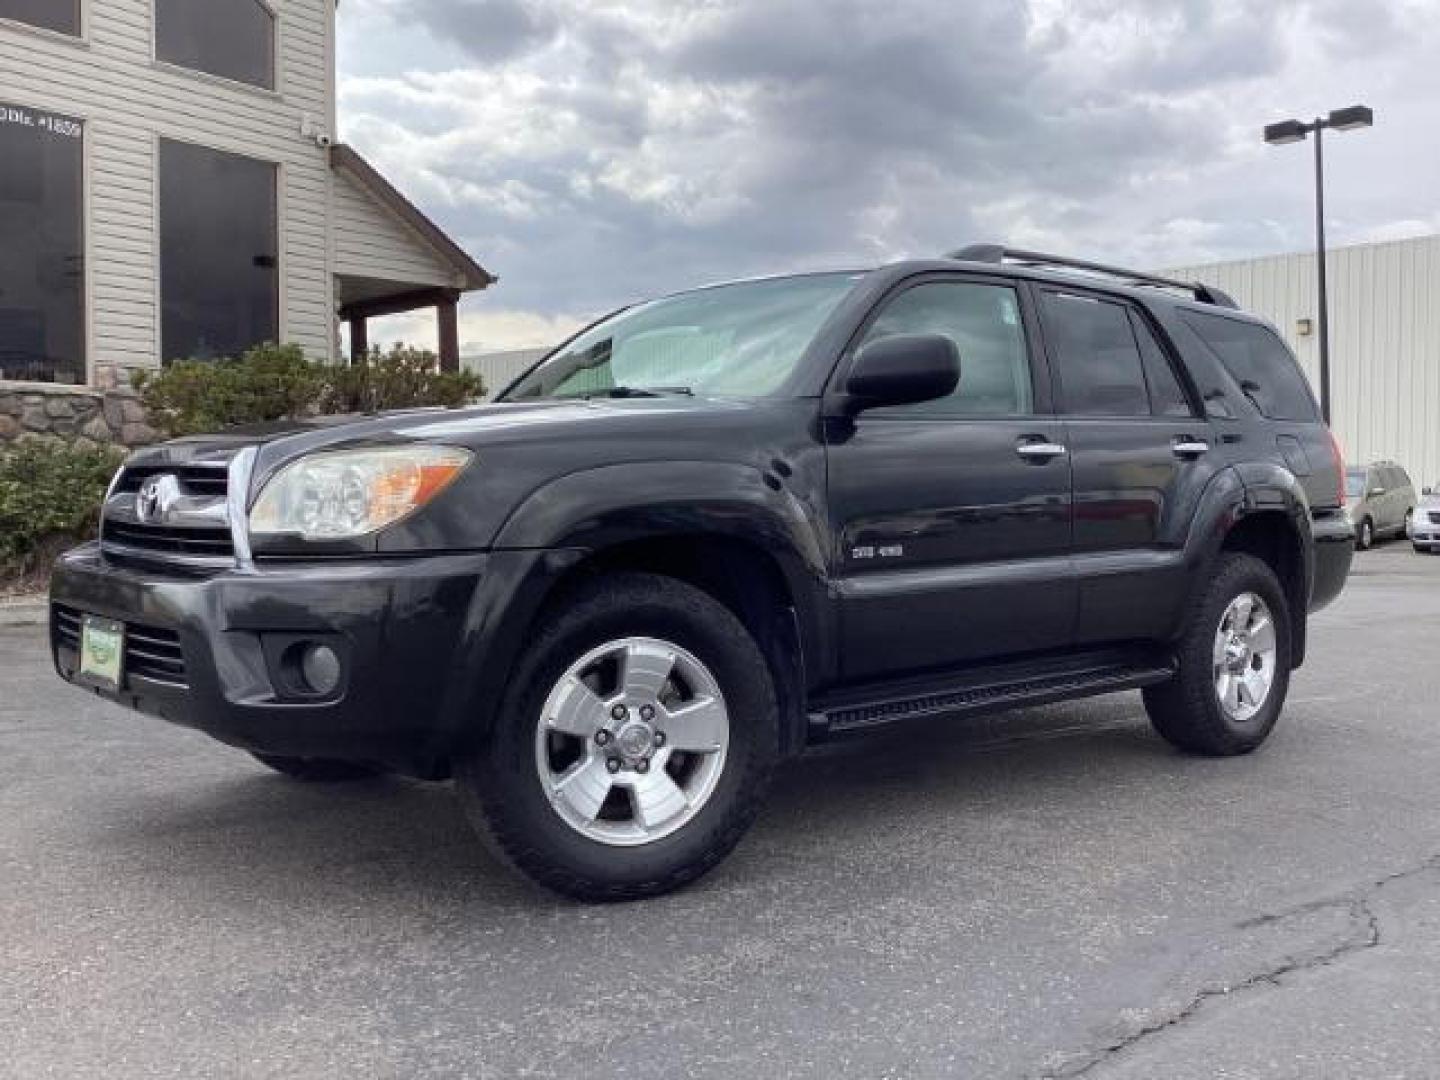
[
  {"x1": 0, "y1": 102, "x2": 83, "y2": 383},
  {"x1": 0, "y1": 0, "x2": 80, "y2": 35},
  {"x1": 1041, "y1": 292, "x2": 1149, "y2": 416},
  {"x1": 160, "y1": 139, "x2": 277, "y2": 362},
  {"x1": 156, "y1": 0, "x2": 275, "y2": 89},
  {"x1": 1130, "y1": 311, "x2": 1194, "y2": 417},
  {"x1": 859, "y1": 281, "x2": 1032, "y2": 416},
  {"x1": 1180, "y1": 310, "x2": 1319, "y2": 422}
]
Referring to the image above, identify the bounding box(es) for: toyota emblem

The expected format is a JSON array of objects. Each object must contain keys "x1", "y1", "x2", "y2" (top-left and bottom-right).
[{"x1": 135, "y1": 474, "x2": 181, "y2": 524}]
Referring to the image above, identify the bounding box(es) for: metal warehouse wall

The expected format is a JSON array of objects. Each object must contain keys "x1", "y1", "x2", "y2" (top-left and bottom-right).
[
  {"x1": 1168, "y1": 234, "x2": 1440, "y2": 489},
  {"x1": 461, "y1": 347, "x2": 549, "y2": 398}
]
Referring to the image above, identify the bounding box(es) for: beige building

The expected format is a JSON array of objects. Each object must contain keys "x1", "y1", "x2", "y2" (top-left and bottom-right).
[
  {"x1": 0, "y1": 0, "x2": 491, "y2": 409},
  {"x1": 1169, "y1": 234, "x2": 1440, "y2": 486}
]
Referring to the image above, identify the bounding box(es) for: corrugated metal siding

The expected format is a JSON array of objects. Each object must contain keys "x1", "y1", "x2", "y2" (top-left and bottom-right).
[
  {"x1": 1169, "y1": 234, "x2": 1440, "y2": 488},
  {"x1": 461, "y1": 348, "x2": 549, "y2": 398},
  {"x1": 331, "y1": 167, "x2": 461, "y2": 288},
  {"x1": 0, "y1": 0, "x2": 337, "y2": 369}
]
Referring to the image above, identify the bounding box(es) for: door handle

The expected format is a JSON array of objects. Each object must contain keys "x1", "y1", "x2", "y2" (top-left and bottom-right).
[
  {"x1": 1016, "y1": 441, "x2": 1067, "y2": 461},
  {"x1": 1172, "y1": 439, "x2": 1209, "y2": 458}
]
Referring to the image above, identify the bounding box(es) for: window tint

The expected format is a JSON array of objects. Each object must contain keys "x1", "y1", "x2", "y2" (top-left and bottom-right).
[
  {"x1": 1180, "y1": 310, "x2": 1319, "y2": 422},
  {"x1": 156, "y1": 0, "x2": 275, "y2": 90},
  {"x1": 1041, "y1": 292, "x2": 1149, "y2": 416},
  {"x1": 0, "y1": 102, "x2": 84, "y2": 383},
  {"x1": 0, "y1": 0, "x2": 80, "y2": 35},
  {"x1": 858, "y1": 281, "x2": 1032, "y2": 416},
  {"x1": 160, "y1": 139, "x2": 277, "y2": 362},
  {"x1": 1130, "y1": 311, "x2": 1194, "y2": 417}
]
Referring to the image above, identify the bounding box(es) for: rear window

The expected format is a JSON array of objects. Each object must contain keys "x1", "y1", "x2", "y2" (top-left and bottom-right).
[{"x1": 1180, "y1": 310, "x2": 1319, "y2": 422}]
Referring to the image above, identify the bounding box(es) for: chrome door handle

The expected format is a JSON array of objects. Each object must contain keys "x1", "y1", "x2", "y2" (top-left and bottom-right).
[
  {"x1": 1016, "y1": 441, "x2": 1067, "y2": 460},
  {"x1": 1172, "y1": 439, "x2": 1210, "y2": 458}
]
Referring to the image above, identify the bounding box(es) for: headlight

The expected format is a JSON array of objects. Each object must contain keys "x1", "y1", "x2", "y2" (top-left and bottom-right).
[{"x1": 248, "y1": 445, "x2": 471, "y2": 540}]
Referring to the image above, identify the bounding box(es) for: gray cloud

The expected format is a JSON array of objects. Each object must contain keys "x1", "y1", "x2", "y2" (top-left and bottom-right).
[
  {"x1": 407, "y1": 0, "x2": 560, "y2": 62},
  {"x1": 338, "y1": 0, "x2": 1440, "y2": 346}
]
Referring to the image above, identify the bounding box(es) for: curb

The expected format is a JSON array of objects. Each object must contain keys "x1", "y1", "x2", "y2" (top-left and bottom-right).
[{"x1": 0, "y1": 595, "x2": 47, "y2": 627}]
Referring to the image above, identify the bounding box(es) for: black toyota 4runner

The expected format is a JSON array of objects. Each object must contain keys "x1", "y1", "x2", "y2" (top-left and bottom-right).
[{"x1": 52, "y1": 246, "x2": 1353, "y2": 900}]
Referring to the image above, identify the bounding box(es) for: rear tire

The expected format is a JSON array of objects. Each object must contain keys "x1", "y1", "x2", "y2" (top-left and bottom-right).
[
  {"x1": 455, "y1": 572, "x2": 779, "y2": 902},
  {"x1": 250, "y1": 753, "x2": 384, "y2": 781},
  {"x1": 1144, "y1": 553, "x2": 1292, "y2": 756}
]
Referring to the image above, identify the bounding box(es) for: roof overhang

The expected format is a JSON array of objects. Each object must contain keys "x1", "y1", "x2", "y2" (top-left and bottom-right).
[{"x1": 330, "y1": 143, "x2": 496, "y2": 292}]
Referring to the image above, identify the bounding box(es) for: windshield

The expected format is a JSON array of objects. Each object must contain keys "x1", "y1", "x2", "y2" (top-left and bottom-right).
[
  {"x1": 1345, "y1": 470, "x2": 1367, "y2": 498},
  {"x1": 501, "y1": 273, "x2": 863, "y2": 401}
]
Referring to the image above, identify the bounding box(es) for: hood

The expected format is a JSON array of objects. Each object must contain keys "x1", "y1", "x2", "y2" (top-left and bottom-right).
[{"x1": 125, "y1": 396, "x2": 763, "y2": 478}]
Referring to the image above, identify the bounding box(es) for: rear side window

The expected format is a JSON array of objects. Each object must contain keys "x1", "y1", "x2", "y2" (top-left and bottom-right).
[
  {"x1": 1040, "y1": 292, "x2": 1149, "y2": 416},
  {"x1": 1180, "y1": 310, "x2": 1319, "y2": 422},
  {"x1": 1130, "y1": 311, "x2": 1195, "y2": 417}
]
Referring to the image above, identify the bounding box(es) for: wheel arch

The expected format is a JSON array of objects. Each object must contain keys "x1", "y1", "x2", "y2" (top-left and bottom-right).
[
  {"x1": 443, "y1": 461, "x2": 835, "y2": 765},
  {"x1": 1185, "y1": 464, "x2": 1314, "y2": 669}
]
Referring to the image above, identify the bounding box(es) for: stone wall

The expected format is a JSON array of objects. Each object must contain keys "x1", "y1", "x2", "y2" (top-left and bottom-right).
[{"x1": 0, "y1": 382, "x2": 160, "y2": 449}]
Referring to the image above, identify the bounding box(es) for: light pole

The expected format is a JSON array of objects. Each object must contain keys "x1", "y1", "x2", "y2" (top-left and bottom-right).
[{"x1": 1263, "y1": 105, "x2": 1373, "y2": 425}]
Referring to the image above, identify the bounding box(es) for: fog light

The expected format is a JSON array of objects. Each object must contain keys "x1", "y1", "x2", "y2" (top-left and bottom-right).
[{"x1": 300, "y1": 644, "x2": 341, "y2": 695}]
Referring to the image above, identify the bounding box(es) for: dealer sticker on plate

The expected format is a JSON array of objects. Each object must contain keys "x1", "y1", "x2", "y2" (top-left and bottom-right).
[{"x1": 79, "y1": 614, "x2": 123, "y2": 690}]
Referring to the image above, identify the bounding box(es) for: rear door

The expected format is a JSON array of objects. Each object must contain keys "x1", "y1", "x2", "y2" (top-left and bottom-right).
[
  {"x1": 1035, "y1": 287, "x2": 1218, "y2": 646},
  {"x1": 826, "y1": 275, "x2": 1075, "y2": 682}
]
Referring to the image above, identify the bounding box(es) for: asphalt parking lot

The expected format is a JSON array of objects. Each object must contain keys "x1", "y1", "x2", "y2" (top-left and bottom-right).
[{"x1": 4, "y1": 543, "x2": 1440, "y2": 1079}]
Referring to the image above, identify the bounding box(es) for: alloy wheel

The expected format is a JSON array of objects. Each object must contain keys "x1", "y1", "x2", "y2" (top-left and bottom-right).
[
  {"x1": 1212, "y1": 592, "x2": 1278, "y2": 724},
  {"x1": 534, "y1": 636, "x2": 730, "y2": 846}
]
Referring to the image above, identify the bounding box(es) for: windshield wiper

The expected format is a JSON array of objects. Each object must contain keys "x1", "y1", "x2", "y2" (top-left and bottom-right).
[{"x1": 583, "y1": 385, "x2": 694, "y2": 399}]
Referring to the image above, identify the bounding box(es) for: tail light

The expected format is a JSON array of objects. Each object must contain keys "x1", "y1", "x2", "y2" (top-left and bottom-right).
[{"x1": 1328, "y1": 429, "x2": 1347, "y2": 507}]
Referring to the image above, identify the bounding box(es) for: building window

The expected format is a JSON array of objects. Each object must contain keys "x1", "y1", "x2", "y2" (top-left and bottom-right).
[
  {"x1": 160, "y1": 139, "x2": 277, "y2": 362},
  {"x1": 155, "y1": 0, "x2": 275, "y2": 91},
  {"x1": 0, "y1": 0, "x2": 81, "y2": 36},
  {"x1": 0, "y1": 103, "x2": 84, "y2": 384}
]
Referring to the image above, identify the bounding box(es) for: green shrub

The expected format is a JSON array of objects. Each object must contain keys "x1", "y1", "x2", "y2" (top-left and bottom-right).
[
  {"x1": 133, "y1": 343, "x2": 321, "y2": 436},
  {"x1": 322, "y1": 345, "x2": 486, "y2": 414},
  {"x1": 0, "y1": 439, "x2": 126, "y2": 578},
  {"x1": 134, "y1": 342, "x2": 485, "y2": 437}
]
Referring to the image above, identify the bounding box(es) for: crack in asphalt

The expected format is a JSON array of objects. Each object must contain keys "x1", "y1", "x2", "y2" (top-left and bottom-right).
[{"x1": 1038, "y1": 854, "x2": 1440, "y2": 1078}]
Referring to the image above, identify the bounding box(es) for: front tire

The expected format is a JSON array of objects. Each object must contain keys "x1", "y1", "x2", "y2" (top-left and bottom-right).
[
  {"x1": 456, "y1": 573, "x2": 779, "y2": 902},
  {"x1": 1357, "y1": 517, "x2": 1374, "y2": 550},
  {"x1": 1144, "y1": 553, "x2": 1292, "y2": 756}
]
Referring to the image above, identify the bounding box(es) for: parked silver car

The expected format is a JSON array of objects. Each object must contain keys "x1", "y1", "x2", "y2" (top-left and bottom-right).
[
  {"x1": 1411, "y1": 483, "x2": 1440, "y2": 554},
  {"x1": 1346, "y1": 461, "x2": 1416, "y2": 550}
]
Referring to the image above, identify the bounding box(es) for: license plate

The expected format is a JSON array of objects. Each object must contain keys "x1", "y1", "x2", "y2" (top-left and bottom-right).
[{"x1": 79, "y1": 615, "x2": 124, "y2": 690}]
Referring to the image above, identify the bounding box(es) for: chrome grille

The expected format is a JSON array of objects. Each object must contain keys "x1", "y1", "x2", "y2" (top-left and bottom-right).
[
  {"x1": 101, "y1": 460, "x2": 235, "y2": 570},
  {"x1": 52, "y1": 604, "x2": 189, "y2": 688}
]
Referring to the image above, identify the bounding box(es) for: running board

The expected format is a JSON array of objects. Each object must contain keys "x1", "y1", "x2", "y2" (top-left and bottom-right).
[{"x1": 811, "y1": 658, "x2": 1175, "y2": 737}]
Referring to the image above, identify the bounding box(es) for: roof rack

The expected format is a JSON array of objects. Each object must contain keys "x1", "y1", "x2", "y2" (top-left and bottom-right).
[{"x1": 947, "y1": 244, "x2": 1239, "y2": 309}]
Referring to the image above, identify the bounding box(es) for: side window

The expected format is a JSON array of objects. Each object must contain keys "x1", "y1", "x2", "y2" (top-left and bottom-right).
[
  {"x1": 1129, "y1": 311, "x2": 1195, "y2": 417},
  {"x1": 858, "y1": 281, "x2": 1033, "y2": 416},
  {"x1": 0, "y1": 0, "x2": 80, "y2": 35},
  {"x1": 1040, "y1": 291, "x2": 1149, "y2": 417},
  {"x1": 155, "y1": 0, "x2": 276, "y2": 90},
  {"x1": 1179, "y1": 310, "x2": 1319, "y2": 422}
]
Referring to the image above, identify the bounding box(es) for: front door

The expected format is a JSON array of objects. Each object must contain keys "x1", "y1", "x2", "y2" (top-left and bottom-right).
[
  {"x1": 1034, "y1": 286, "x2": 1220, "y2": 645},
  {"x1": 826, "y1": 276, "x2": 1076, "y2": 683}
]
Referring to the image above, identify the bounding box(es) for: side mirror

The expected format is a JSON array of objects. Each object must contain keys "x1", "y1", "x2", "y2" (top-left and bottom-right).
[{"x1": 830, "y1": 334, "x2": 960, "y2": 417}]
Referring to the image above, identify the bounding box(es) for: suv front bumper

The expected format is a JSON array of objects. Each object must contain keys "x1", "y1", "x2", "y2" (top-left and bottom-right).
[{"x1": 50, "y1": 543, "x2": 496, "y2": 774}]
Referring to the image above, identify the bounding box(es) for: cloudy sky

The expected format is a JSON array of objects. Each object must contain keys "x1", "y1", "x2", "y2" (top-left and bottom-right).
[{"x1": 335, "y1": 0, "x2": 1440, "y2": 353}]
